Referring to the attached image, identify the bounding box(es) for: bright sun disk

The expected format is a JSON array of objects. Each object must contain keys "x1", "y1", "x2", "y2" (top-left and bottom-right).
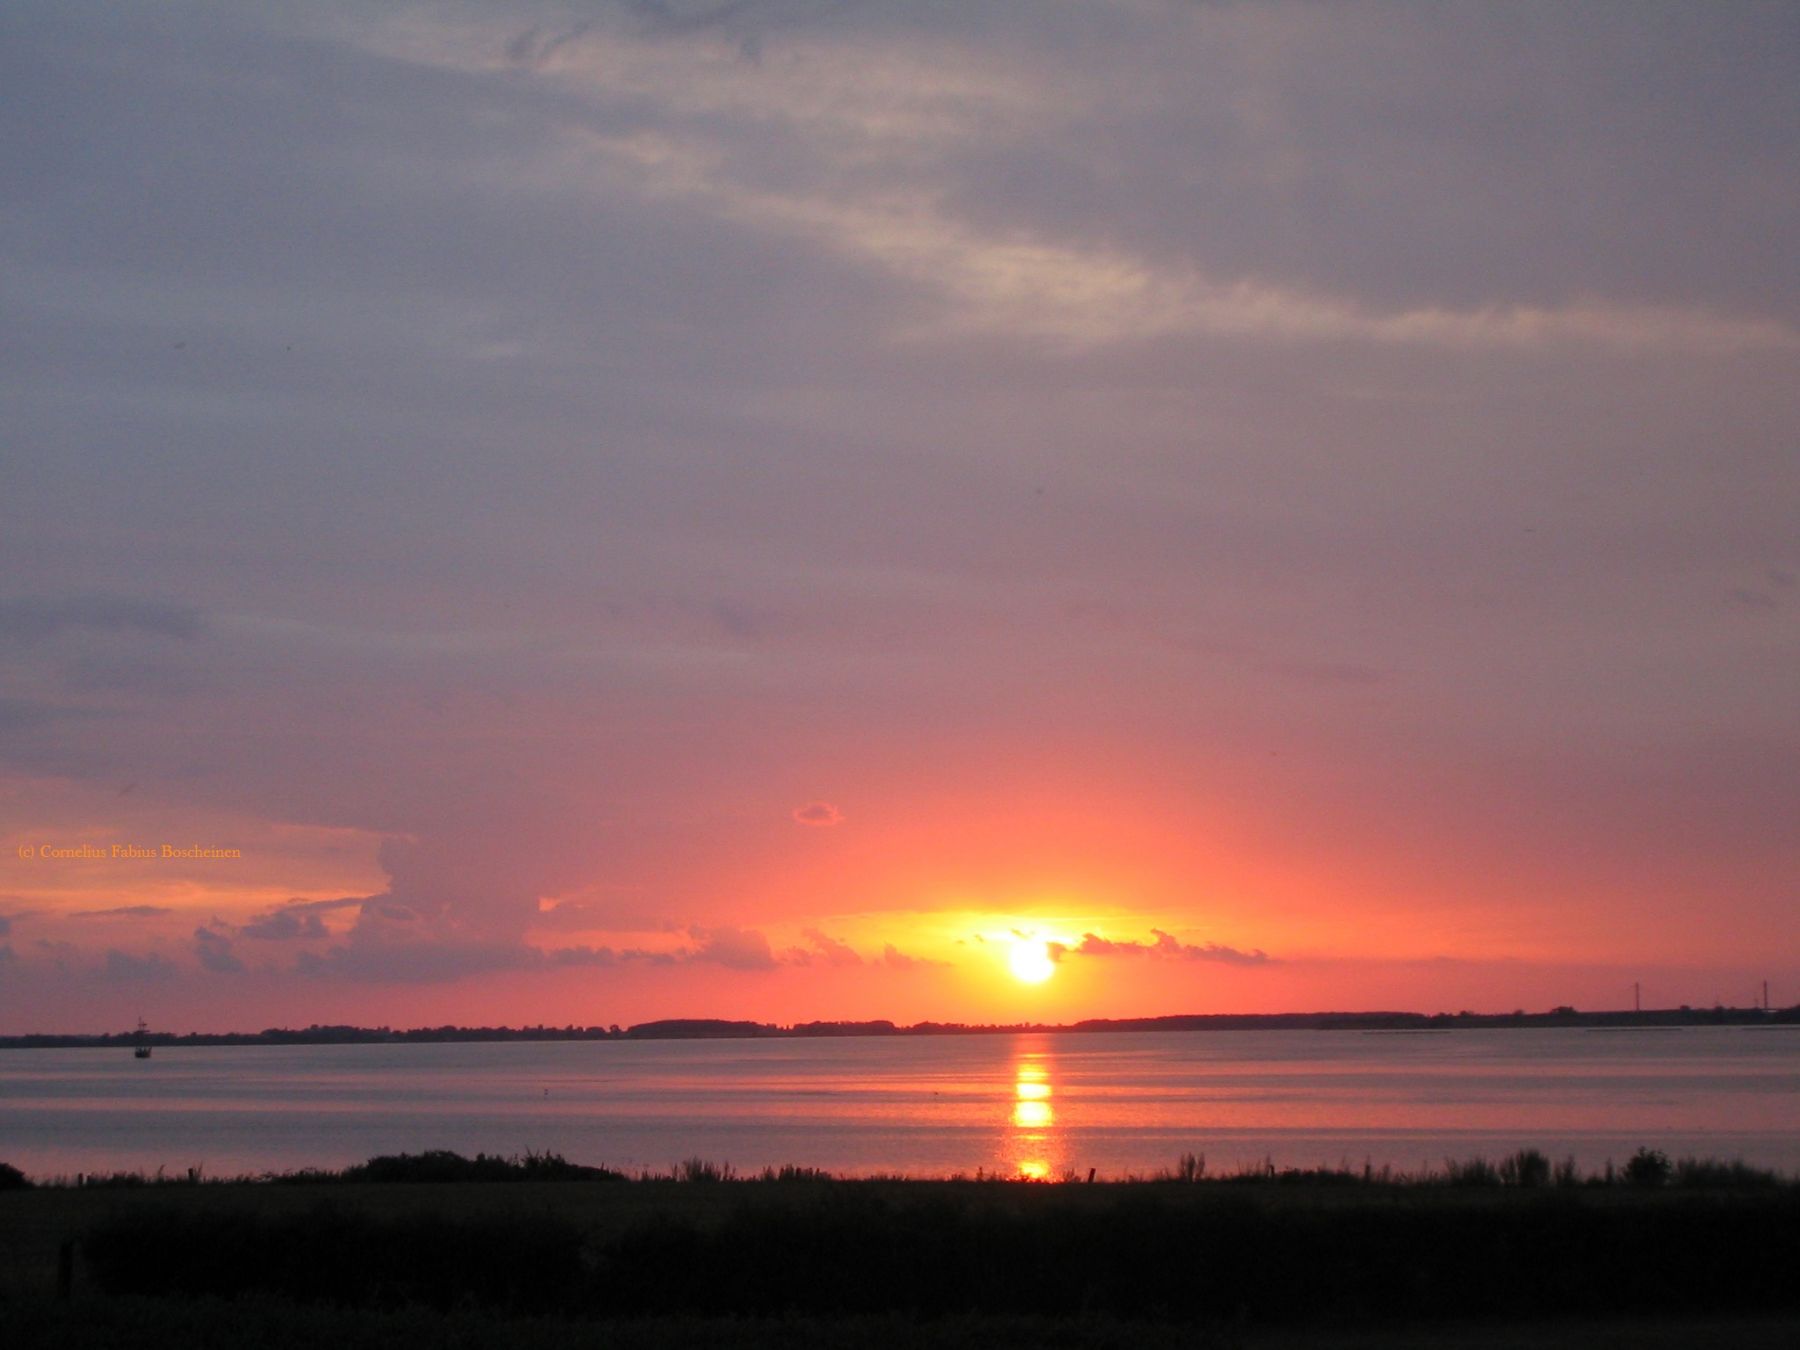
[{"x1": 1008, "y1": 938, "x2": 1056, "y2": 984}]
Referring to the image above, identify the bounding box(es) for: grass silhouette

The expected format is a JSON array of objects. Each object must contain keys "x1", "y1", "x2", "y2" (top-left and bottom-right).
[{"x1": 41, "y1": 1147, "x2": 1793, "y2": 1329}]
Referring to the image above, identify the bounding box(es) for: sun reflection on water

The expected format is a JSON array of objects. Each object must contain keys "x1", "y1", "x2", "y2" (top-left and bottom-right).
[{"x1": 1006, "y1": 1052, "x2": 1062, "y2": 1180}]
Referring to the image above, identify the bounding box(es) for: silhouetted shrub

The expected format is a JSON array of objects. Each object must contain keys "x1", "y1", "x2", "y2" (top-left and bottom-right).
[
  {"x1": 0, "y1": 1161, "x2": 30, "y2": 1190},
  {"x1": 73, "y1": 1171, "x2": 151, "y2": 1188},
  {"x1": 1624, "y1": 1147, "x2": 1672, "y2": 1187},
  {"x1": 1171, "y1": 1151, "x2": 1205, "y2": 1182},
  {"x1": 757, "y1": 1164, "x2": 833, "y2": 1182},
  {"x1": 1443, "y1": 1156, "x2": 1501, "y2": 1187},
  {"x1": 1274, "y1": 1166, "x2": 1362, "y2": 1185},
  {"x1": 1217, "y1": 1163, "x2": 1361, "y2": 1186},
  {"x1": 676, "y1": 1157, "x2": 734, "y2": 1182},
  {"x1": 1673, "y1": 1157, "x2": 1781, "y2": 1188},
  {"x1": 340, "y1": 1150, "x2": 622, "y2": 1184},
  {"x1": 1499, "y1": 1149, "x2": 1551, "y2": 1187}
]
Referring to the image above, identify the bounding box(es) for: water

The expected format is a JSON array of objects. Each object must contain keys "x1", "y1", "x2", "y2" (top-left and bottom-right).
[{"x1": 1, "y1": 1027, "x2": 1795, "y2": 1180}]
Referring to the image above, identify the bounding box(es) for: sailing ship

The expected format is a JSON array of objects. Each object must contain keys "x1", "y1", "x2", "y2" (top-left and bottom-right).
[{"x1": 133, "y1": 1018, "x2": 152, "y2": 1059}]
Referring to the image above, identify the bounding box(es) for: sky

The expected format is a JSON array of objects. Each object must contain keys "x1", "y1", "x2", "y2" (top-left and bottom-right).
[{"x1": 2, "y1": 1, "x2": 1796, "y2": 1033}]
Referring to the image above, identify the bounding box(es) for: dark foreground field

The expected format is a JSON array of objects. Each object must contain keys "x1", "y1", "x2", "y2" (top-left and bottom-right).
[{"x1": 2, "y1": 1154, "x2": 1796, "y2": 1348}]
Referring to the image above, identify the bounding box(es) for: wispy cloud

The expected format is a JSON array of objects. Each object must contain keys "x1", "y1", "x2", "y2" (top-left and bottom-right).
[
  {"x1": 1053, "y1": 930, "x2": 1275, "y2": 966},
  {"x1": 466, "y1": 16, "x2": 1800, "y2": 355},
  {"x1": 790, "y1": 927, "x2": 860, "y2": 965},
  {"x1": 0, "y1": 596, "x2": 203, "y2": 644},
  {"x1": 599, "y1": 159, "x2": 1800, "y2": 352}
]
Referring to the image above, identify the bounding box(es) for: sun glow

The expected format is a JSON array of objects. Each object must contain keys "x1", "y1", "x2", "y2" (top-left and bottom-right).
[{"x1": 1007, "y1": 937, "x2": 1056, "y2": 984}]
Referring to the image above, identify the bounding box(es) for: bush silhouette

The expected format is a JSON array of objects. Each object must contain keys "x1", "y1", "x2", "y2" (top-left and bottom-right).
[
  {"x1": 1499, "y1": 1149, "x2": 1551, "y2": 1187},
  {"x1": 1673, "y1": 1157, "x2": 1780, "y2": 1188},
  {"x1": 1443, "y1": 1156, "x2": 1501, "y2": 1187},
  {"x1": 340, "y1": 1150, "x2": 621, "y2": 1183},
  {"x1": 1624, "y1": 1147, "x2": 1672, "y2": 1187}
]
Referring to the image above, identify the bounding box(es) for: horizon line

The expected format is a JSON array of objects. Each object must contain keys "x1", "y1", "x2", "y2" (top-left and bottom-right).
[{"x1": 5, "y1": 1002, "x2": 1793, "y2": 1044}]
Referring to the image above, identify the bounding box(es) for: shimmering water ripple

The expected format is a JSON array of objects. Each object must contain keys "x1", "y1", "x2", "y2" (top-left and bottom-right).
[{"x1": 1, "y1": 1027, "x2": 1794, "y2": 1179}]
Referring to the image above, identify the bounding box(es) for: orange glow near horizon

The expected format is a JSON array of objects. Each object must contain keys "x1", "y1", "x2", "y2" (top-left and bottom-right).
[{"x1": 8, "y1": 787, "x2": 1792, "y2": 1032}]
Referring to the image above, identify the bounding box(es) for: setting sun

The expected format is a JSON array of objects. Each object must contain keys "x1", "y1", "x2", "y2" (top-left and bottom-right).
[{"x1": 1008, "y1": 938, "x2": 1057, "y2": 985}]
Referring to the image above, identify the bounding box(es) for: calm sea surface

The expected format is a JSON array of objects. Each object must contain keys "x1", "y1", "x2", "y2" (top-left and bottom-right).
[{"x1": 2, "y1": 1028, "x2": 1795, "y2": 1181}]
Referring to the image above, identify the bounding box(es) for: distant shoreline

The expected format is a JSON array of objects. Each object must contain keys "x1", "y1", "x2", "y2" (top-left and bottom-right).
[{"x1": 4, "y1": 1004, "x2": 1792, "y2": 1048}]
